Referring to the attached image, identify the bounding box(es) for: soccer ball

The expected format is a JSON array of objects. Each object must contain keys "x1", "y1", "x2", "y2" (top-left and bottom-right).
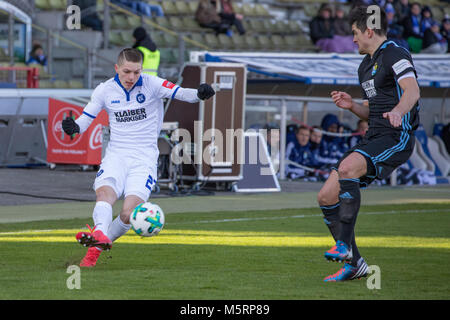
[{"x1": 130, "y1": 202, "x2": 165, "y2": 237}]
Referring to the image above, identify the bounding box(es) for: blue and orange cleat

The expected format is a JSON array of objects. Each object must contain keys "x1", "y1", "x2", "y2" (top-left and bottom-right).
[
  {"x1": 324, "y1": 240, "x2": 353, "y2": 262},
  {"x1": 80, "y1": 246, "x2": 102, "y2": 267},
  {"x1": 324, "y1": 258, "x2": 369, "y2": 282},
  {"x1": 76, "y1": 224, "x2": 112, "y2": 251}
]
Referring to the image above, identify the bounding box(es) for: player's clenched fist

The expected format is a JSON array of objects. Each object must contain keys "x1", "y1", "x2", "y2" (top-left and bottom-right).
[
  {"x1": 197, "y1": 83, "x2": 215, "y2": 100},
  {"x1": 331, "y1": 91, "x2": 353, "y2": 110},
  {"x1": 62, "y1": 117, "x2": 80, "y2": 135}
]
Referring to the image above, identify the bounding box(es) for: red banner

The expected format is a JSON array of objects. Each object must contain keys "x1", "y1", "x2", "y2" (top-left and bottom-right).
[{"x1": 47, "y1": 98, "x2": 108, "y2": 165}]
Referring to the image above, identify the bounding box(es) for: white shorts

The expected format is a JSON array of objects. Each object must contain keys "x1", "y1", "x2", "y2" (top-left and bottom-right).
[{"x1": 94, "y1": 151, "x2": 157, "y2": 201}]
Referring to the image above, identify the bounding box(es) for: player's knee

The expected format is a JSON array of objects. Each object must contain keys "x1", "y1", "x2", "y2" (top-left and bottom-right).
[
  {"x1": 317, "y1": 190, "x2": 327, "y2": 206},
  {"x1": 337, "y1": 162, "x2": 356, "y2": 179},
  {"x1": 95, "y1": 186, "x2": 117, "y2": 204},
  {"x1": 119, "y1": 210, "x2": 132, "y2": 224},
  {"x1": 317, "y1": 188, "x2": 336, "y2": 206}
]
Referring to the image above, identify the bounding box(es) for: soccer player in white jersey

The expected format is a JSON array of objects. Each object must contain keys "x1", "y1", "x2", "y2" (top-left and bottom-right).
[{"x1": 61, "y1": 48, "x2": 215, "y2": 267}]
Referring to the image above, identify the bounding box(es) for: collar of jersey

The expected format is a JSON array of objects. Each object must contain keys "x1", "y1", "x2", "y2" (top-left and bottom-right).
[
  {"x1": 371, "y1": 39, "x2": 390, "y2": 61},
  {"x1": 114, "y1": 74, "x2": 143, "y2": 101}
]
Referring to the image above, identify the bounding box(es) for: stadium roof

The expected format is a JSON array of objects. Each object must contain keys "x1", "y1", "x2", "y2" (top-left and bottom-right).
[{"x1": 194, "y1": 52, "x2": 450, "y2": 88}]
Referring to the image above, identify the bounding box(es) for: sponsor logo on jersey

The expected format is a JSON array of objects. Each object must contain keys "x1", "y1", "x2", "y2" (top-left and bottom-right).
[
  {"x1": 162, "y1": 80, "x2": 176, "y2": 89},
  {"x1": 136, "y1": 93, "x2": 146, "y2": 104},
  {"x1": 111, "y1": 100, "x2": 120, "y2": 104},
  {"x1": 114, "y1": 108, "x2": 147, "y2": 123},
  {"x1": 362, "y1": 79, "x2": 377, "y2": 98}
]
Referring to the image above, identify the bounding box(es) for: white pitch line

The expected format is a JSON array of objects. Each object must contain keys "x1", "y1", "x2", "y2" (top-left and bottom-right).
[
  {"x1": 1, "y1": 208, "x2": 449, "y2": 235},
  {"x1": 169, "y1": 208, "x2": 450, "y2": 225}
]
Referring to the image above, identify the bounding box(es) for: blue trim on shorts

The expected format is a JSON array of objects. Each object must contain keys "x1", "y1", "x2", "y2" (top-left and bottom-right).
[
  {"x1": 354, "y1": 82, "x2": 411, "y2": 178},
  {"x1": 339, "y1": 178, "x2": 360, "y2": 183}
]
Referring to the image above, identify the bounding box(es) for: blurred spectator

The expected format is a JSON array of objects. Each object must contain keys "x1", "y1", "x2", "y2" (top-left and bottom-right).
[
  {"x1": 403, "y1": 2, "x2": 423, "y2": 53},
  {"x1": 112, "y1": 0, "x2": 164, "y2": 17},
  {"x1": 310, "y1": 126, "x2": 322, "y2": 151},
  {"x1": 196, "y1": 0, "x2": 230, "y2": 34},
  {"x1": 422, "y1": 21, "x2": 448, "y2": 54},
  {"x1": 309, "y1": 4, "x2": 356, "y2": 53},
  {"x1": 420, "y1": 6, "x2": 435, "y2": 34},
  {"x1": 217, "y1": 0, "x2": 246, "y2": 35},
  {"x1": 394, "y1": 0, "x2": 410, "y2": 24},
  {"x1": 309, "y1": 126, "x2": 335, "y2": 169},
  {"x1": 132, "y1": 27, "x2": 160, "y2": 76},
  {"x1": 285, "y1": 126, "x2": 315, "y2": 179},
  {"x1": 286, "y1": 123, "x2": 299, "y2": 145},
  {"x1": 333, "y1": 6, "x2": 351, "y2": 36},
  {"x1": 386, "y1": 3, "x2": 409, "y2": 49},
  {"x1": 26, "y1": 43, "x2": 47, "y2": 69},
  {"x1": 441, "y1": 18, "x2": 450, "y2": 53},
  {"x1": 73, "y1": 0, "x2": 103, "y2": 31},
  {"x1": 348, "y1": 120, "x2": 368, "y2": 148},
  {"x1": 319, "y1": 114, "x2": 347, "y2": 164}
]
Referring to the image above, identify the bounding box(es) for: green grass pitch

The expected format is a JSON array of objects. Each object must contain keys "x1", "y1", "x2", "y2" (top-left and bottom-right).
[{"x1": 0, "y1": 202, "x2": 449, "y2": 300}]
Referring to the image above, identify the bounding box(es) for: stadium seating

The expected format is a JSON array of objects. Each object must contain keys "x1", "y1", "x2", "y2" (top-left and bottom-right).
[
  {"x1": 27, "y1": 0, "x2": 450, "y2": 85},
  {"x1": 412, "y1": 125, "x2": 450, "y2": 182}
]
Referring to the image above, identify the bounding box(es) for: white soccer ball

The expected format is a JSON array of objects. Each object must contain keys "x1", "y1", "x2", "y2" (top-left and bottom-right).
[{"x1": 130, "y1": 202, "x2": 165, "y2": 237}]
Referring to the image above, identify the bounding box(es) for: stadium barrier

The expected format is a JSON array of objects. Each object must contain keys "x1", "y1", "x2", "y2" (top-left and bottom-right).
[{"x1": 0, "y1": 66, "x2": 39, "y2": 88}]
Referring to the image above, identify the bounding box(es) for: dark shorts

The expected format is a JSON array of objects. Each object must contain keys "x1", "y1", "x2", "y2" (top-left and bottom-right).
[{"x1": 333, "y1": 130, "x2": 415, "y2": 188}]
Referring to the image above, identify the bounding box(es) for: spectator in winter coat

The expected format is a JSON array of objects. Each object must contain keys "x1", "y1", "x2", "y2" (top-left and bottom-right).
[
  {"x1": 422, "y1": 21, "x2": 448, "y2": 54},
  {"x1": 309, "y1": 4, "x2": 355, "y2": 53},
  {"x1": 348, "y1": 120, "x2": 369, "y2": 148},
  {"x1": 403, "y1": 2, "x2": 423, "y2": 53},
  {"x1": 319, "y1": 114, "x2": 348, "y2": 164},
  {"x1": 285, "y1": 126, "x2": 315, "y2": 179},
  {"x1": 440, "y1": 18, "x2": 450, "y2": 53}
]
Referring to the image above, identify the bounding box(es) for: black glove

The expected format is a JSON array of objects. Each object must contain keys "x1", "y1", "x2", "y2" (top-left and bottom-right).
[
  {"x1": 197, "y1": 83, "x2": 215, "y2": 100},
  {"x1": 62, "y1": 117, "x2": 80, "y2": 135}
]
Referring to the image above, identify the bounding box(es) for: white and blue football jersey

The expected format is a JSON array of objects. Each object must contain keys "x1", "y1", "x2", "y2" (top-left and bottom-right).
[{"x1": 76, "y1": 73, "x2": 198, "y2": 165}]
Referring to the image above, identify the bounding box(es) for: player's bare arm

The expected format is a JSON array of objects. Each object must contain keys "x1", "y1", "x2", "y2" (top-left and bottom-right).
[
  {"x1": 331, "y1": 91, "x2": 369, "y2": 121},
  {"x1": 383, "y1": 77, "x2": 420, "y2": 128}
]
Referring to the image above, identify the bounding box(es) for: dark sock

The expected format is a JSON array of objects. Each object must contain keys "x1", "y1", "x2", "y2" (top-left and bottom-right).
[
  {"x1": 320, "y1": 202, "x2": 340, "y2": 241},
  {"x1": 337, "y1": 179, "x2": 361, "y2": 247},
  {"x1": 351, "y1": 233, "x2": 362, "y2": 267}
]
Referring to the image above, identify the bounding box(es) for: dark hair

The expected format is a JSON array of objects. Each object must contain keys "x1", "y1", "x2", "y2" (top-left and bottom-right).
[
  {"x1": 295, "y1": 125, "x2": 310, "y2": 134},
  {"x1": 349, "y1": 5, "x2": 387, "y2": 36},
  {"x1": 31, "y1": 44, "x2": 43, "y2": 54},
  {"x1": 117, "y1": 48, "x2": 143, "y2": 65}
]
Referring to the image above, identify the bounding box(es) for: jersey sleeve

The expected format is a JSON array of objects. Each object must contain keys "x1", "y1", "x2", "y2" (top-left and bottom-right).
[
  {"x1": 151, "y1": 76, "x2": 199, "y2": 103},
  {"x1": 151, "y1": 76, "x2": 180, "y2": 99},
  {"x1": 75, "y1": 83, "x2": 105, "y2": 133},
  {"x1": 358, "y1": 63, "x2": 369, "y2": 100},
  {"x1": 383, "y1": 46, "x2": 417, "y2": 82}
]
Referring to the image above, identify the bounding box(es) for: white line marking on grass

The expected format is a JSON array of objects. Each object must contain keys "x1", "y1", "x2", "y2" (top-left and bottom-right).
[
  {"x1": 169, "y1": 208, "x2": 450, "y2": 225},
  {"x1": 0, "y1": 208, "x2": 449, "y2": 235}
]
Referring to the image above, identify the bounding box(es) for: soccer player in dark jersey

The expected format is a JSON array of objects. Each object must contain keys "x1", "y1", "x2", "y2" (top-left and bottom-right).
[{"x1": 317, "y1": 5, "x2": 420, "y2": 282}]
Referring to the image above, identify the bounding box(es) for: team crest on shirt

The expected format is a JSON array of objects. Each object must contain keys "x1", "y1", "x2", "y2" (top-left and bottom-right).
[
  {"x1": 371, "y1": 63, "x2": 378, "y2": 76},
  {"x1": 362, "y1": 79, "x2": 377, "y2": 98},
  {"x1": 136, "y1": 93, "x2": 146, "y2": 104}
]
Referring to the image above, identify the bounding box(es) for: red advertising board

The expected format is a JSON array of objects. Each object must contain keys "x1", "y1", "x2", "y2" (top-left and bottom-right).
[{"x1": 47, "y1": 98, "x2": 108, "y2": 165}]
